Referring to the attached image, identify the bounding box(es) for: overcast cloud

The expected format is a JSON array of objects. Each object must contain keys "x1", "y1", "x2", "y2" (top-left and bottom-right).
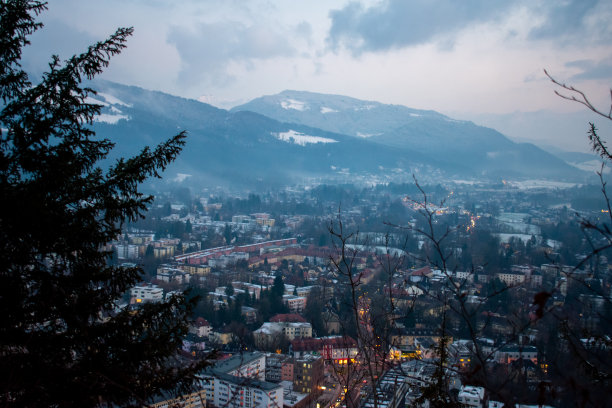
[
  {"x1": 327, "y1": 0, "x2": 511, "y2": 53},
  {"x1": 168, "y1": 21, "x2": 296, "y2": 86}
]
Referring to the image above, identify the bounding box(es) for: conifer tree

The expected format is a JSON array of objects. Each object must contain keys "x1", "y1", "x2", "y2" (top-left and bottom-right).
[{"x1": 0, "y1": 1, "x2": 204, "y2": 406}]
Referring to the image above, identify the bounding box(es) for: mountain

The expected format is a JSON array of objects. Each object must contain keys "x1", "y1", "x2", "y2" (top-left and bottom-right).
[
  {"x1": 85, "y1": 82, "x2": 585, "y2": 189},
  {"x1": 87, "y1": 81, "x2": 450, "y2": 189},
  {"x1": 232, "y1": 90, "x2": 583, "y2": 180}
]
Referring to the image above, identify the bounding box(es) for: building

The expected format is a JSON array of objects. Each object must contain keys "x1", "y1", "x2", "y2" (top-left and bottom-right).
[
  {"x1": 199, "y1": 352, "x2": 283, "y2": 408},
  {"x1": 181, "y1": 264, "x2": 211, "y2": 276},
  {"x1": 290, "y1": 336, "x2": 358, "y2": 364},
  {"x1": 495, "y1": 345, "x2": 538, "y2": 365},
  {"x1": 454, "y1": 271, "x2": 474, "y2": 283},
  {"x1": 265, "y1": 353, "x2": 288, "y2": 383},
  {"x1": 457, "y1": 385, "x2": 485, "y2": 407},
  {"x1": 254, "y1": 322, "x2": 312, "y2": 348},
  {"x1": 201, "y1": 372, "x2": 283, "y2": 408},
  {"x1": 362, "y1": 364, "x2": 411, "y2": 408},
  {"x1": 232, "y1": 282, "x2": 270, "y2": 300},
  {"x1": 157, "y1": 264, "x2": 191, "y2": 284},
  {"x1": 148, "y1": 389, "x2": 207, "y2": 408},
  {"x1": 214, "y1": 352, "x2": 266, "y2": 381},
  {"x1": 496, "y1": 271, "x2": 525, "y2": 286},
  {"x1": 130, "y1": 284, "x2": 163, "y2": 304},
  {"x1": 293, "y1": 354, "x2": 324, "y2": 395},
  {"x1": 270, "y1": 314, "x2": 307, "y2": 323},
  {"x1": 320, "y1": 336, "x2": 358, "y2": 364},
  {"x1": 190, "y1": 317, "x2": 212, "y2": 339},
  {"x1": 282, "y1": 295, "x2": 307, "y2": 314},
  {"x1": 241, "y1": 306, "x2": 258, "y2": 324},
  {"x1": 116, "y1": 243, "x2": 142, "y2": 260}
]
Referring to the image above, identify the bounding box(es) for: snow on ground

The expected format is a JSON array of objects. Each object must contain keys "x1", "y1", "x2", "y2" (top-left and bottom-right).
[
  {"x1": 320, "y1": 106, "x2": 338, "y2": 114},
  {"x1": 508, "y1": 180, "x2": 577, "y2": 190},
  {"x1": 569, "y1": 160, "x2": 610, "y2": 173},
  {"x1": 98, "y1": 92, "x2": 132, "y2": 107},
  {"x1": 451, "y1": 179, "x2": 478, "y2": 185},
  {"x1": 495, "y1": 233, "x2": 534, "y2": 244},
  {"x1": 273, "y1": 130, "x2": 337, "y2": 146},
  {"x1": 355, "y1": 104, "x2": 375, "y2": 111},
  {"x1": 94, "y1": 113, "x2": 129, "y2": 124},
  {"x1": 409, "y1": 113, "x2": 422, "y2": 117},
  {"x1": 346, "y1": 244, "x2": 406, "y2": 257},
  {"x1": 280, "y1": 99, "x2": 308, "y2": 111}
]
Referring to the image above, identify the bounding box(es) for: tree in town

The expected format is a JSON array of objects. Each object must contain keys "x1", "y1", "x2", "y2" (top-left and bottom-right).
[
  {"x1": 0, "y1": 1, "x2": 206, "y2": 406},
  {"x1": 542, "y1": 70, "x2": 612, "y2": 406}
]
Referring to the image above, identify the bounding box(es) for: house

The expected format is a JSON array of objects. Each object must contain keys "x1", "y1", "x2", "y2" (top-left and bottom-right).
[
  {"x1": 189, "y1": 317, "x2": 212, "y2": 339},
  {"x1": 458, "y1": 385, "x2": 485, "y2": 407}
]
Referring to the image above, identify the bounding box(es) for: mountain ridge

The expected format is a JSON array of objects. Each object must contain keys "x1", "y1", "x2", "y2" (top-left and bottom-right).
[
  {"x1": 86, "y1": 82, "x2": 587, "y2": 189},
  {"x1": 232, "y1": 90, "x2": 583, "y2": 181}
]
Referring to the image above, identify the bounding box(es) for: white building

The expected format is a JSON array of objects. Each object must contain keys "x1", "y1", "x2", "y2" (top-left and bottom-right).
[
  {"x1": 454, "y1": 271, "x2": 474, "y2": 283},
  {"x1": 116, "y1": 244, "x2": 140, "y2": 260},
  {"x1": 205, "y1": 372, "x2": 283, "y2": 408},
  {"x1": 458, "y1": 385, "x2": 485, "y2": 407},
  {"x1": 198, "y1": 352, "x2": 283, "y2": 408},
  {"x1": 130, "y1": 284, "x2": 163, "y2": 304}
]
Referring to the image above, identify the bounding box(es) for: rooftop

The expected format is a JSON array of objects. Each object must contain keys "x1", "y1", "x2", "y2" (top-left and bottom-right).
[{"x1": 212, "y1": 352, "x2": 264, "y2": 374}]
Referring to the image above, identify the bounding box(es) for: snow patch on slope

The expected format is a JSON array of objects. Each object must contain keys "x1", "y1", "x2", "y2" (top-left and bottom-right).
[
  {"x1": 98, "y1": 92, "x2": 132, "y2": 107},
  {"x1": 355, "y1": 104, "x2": 376, "y2": 111},
  {"x1": 85, "y1": 96, "x2": 108, "y2": 106},
  {"x1": 94, "y1": 113, "x2": 129, "y2": 124},
  {"x1": 273, "y1": 130, "x2": 337, "y2": 146},
  {"x1": 86, "y1": 93, "x2": 131, "y2": 124},
  {"x1": 569, "y1": 160, "x2": 610, "y2": 173},
  {"x1": 320, "y1": 106, "x2": 338, "y2": 114},
  {"x1": 280, "y1": 99, "x2": 308, "y2": 111},
  {"x1": 356, "y1": 131, "x2": 380, "y2": 138}
]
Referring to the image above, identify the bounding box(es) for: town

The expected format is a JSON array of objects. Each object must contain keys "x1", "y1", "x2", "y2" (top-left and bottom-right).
[{"x1": 113, "y1": 180, "x2": 612, "y2": 408}]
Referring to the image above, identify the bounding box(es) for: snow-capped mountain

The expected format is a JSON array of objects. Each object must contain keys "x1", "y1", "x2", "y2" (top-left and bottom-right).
[
  {"x1": 231, "y1": 90, "x2": 444, "y2": 138},
  {"x1": 88, "y1": 81, "x2": 449, "y2": 188},
  {"x1": 232, "y1": 90, "x2": 581, "y2": 180},
  {"x1": 87, "y1": 82, "x2": 585, "y2": 189}
]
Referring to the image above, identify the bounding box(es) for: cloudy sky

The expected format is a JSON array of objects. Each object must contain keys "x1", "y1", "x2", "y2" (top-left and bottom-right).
[{"x1": 22, "y1": 0, "x2": 612, "y2": 152}]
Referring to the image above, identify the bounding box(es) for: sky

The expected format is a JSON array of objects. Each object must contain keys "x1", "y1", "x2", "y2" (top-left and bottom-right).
[{"x1": 22, "y1": 0, "x2": 612, "y2": 152}]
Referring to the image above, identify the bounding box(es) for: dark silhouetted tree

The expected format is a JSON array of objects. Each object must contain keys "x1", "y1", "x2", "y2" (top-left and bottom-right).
[{"x1": 0, "y1": 2, "x2": 206, "y2": 406}]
